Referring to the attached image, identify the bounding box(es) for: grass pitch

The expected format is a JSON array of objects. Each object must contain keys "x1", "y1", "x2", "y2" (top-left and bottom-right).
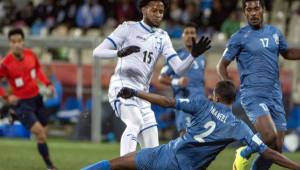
[{"x1": 0, "y1": 138, "x2": 299, "y2": 170}]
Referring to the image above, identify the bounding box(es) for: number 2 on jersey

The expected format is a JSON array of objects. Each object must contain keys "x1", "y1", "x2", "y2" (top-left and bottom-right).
[
  {"x1": 143, "y1": 51, "x2": 152, "y2": 64},
  {"x1": 194, "y1": 121, "x2": 216, "y2": 143}
]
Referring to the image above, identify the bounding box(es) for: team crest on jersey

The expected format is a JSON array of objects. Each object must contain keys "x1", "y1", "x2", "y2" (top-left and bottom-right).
[{"x1": 273, "y1": 33, "x2": 279, "y2": 45}]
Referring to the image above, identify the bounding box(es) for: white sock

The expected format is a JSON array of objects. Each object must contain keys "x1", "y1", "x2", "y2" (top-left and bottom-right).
[
  {"x1": 119, "y1": 104, "x2": 143, "y2": 156},
  {"x1": 138, "y1": 125, "x2": 159, "y2": 148}
]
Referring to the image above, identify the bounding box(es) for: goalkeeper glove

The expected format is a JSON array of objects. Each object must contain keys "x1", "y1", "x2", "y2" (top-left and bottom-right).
[{"x1": 191, "y1": 36, "x2": 211, "y2": 58}]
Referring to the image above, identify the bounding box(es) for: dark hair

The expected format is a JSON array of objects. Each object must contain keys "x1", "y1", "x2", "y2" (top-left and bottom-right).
[
  {"x1": 242, "y1": 0, "x2": 265, "y2": 10},
  {"x1": 214, "y1": 80, "x2": 236, "y2": 104},
  {"x1": 139, "y1": 0, "x2": 168, "y2": 9},
  {"x1": 184, "y1": 22, "x2": 198, "y2": 31},
  {"x1": 8, "y1": 28, "x2": 25, "y2": 40}
]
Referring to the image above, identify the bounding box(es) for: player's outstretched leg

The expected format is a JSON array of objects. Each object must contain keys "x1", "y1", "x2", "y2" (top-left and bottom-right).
[
  {"x1": 233, "y1": 146, "x2": 250, "y2": 170},
  {"x1": 81, "y1": 160, "x2": 111, "y2": 170},
  {"x1": 81, "y1": 152, "x2": 137, "y2": 170}
]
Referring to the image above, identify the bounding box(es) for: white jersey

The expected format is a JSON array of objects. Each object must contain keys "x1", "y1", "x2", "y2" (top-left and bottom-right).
[{"x1": 107, "y1": 21, "x2": 177, "y2": 91}]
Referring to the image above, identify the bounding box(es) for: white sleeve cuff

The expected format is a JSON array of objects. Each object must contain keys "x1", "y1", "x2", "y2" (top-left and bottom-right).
[{"x1": 168, "y1": 54, "x2": 194, "y2": 75}]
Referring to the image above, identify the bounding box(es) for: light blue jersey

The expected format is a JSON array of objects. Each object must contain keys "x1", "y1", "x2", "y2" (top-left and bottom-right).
[
  {"x1": 223, "y1": 24, "x2": 288, "y2": 98},
  {"x1": 222, "y1": 25, "x2": 288, "y2": 130},
  {"x1": 136, "y1": 96, "x2": 267, "y2": 170},
  {"x1": 160, "y1": 48, "x2": 206, "y2": 131}
]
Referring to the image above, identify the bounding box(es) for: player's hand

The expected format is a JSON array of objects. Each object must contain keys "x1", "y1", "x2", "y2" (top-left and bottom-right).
[
  {"x1": 178, "y1": 77, "x2": 189, "y2": 88},
  {"x1": 191, "y1": 37, "x2": 211, "y2": 58},
  {"x1": 7, "y1": 95, "x2": 19, "y2": 105},
  {"x1": 117, "y1": 46, "x2": 140, "y2": 58},
  {"x1": 117, "y1": 87, "x2": 137, "y2": 99}
]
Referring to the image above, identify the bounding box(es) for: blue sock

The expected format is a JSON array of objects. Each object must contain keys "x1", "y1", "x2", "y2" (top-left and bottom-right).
[
  {"x1": 251, "y1": 155, "x2": 272, "y2": 170},
  {"x1": 81, "y1": 160, "x2": 111, "y2": 170}
]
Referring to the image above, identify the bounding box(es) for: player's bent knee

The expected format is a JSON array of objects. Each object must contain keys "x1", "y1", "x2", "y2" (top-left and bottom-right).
[
  {"x1": 31, "y1": 125, "x2": 47, "y2": 142},
  {"x1": 36, "y1": 131, "x2": 47, "y2": 142}
]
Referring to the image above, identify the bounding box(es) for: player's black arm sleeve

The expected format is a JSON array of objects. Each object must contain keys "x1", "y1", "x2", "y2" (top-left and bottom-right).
[
  {"x1": 261, "y1": 148, "x2": 300, "y2": 170},
  {"x1": 281, "y1": 48, "x2": 300, "y2": 60},
  {"x1": 137, "y1": 91, "x2": 176, "y2": 108},
  {"x1": 216, "y1": 57, "x2": 231, "y2": 80}
]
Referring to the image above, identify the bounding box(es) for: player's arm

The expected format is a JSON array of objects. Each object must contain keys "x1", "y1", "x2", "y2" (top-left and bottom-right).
[
  {"x1": 158, "y1": 65, "x2": 188, "y2": 88},
  {"x1": 217, "y1": 33, "x2": 241, "y2": 80},
  {"x1": 93, "y1": 39, "x2": 140, "y2": 59},
  {"x1": 159, "y1": 75, "x2": 188, "y2": 88},
  {"x1": 276, "y1": 29, "x2": 300, "y2": 60},
  {"x1": 261, "y1": 148, "x2": 300, "y2": 170},
  {"x1": 216, "y1": 57, "x2": 231, "y2": 80},
  {"x1": 33, "y1": 53, "x2": 56, "y2": 95},
  {"x1": 242, "y1": 134, "x2": 300, "y2": 170},
  {"x1": 281, "y1": 48, "x2": 300, "y2": 60},
  {"x1": 0, "y1": 65, "x2": 9, "y2": 101},
  {"x1": 0, "y1": 65, "x2": 19, "y2": 105},
  {"x1": 0, "y1": 86, "x2": 7, "y2": 102},
  {"x1": 117, "y1": 87, "x2": 176, "y2": 108},
  {"x1": 34, "y1": 56, "x2": 51, "y2": 87},
  {"x1": 164, "y1": 36, "x2": 211, "y2": 76},
  {"x1": 92, "y1": 22, "x2": 140, "y2": 59},
  {"x1": 117, "y1": 87, "x2": 207, "y2": 114}
]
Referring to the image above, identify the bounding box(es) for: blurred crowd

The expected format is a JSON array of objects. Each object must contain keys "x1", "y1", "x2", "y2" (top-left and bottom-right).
[{"x1": 0, "y1": 0, "x2": 274, "y2": 39}]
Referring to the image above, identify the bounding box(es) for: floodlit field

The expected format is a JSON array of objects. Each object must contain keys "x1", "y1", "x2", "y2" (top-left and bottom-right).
[{"x1": 0, "y1": 138, "x2": 299, "y2": 170}]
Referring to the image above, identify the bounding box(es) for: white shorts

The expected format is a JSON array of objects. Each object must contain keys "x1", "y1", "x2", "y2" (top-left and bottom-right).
[{"x1": 108, "y1": 85, "x2": 157, "y2": 130}]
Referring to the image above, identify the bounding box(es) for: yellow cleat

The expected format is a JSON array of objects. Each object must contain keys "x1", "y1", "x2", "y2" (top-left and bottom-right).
[{"x1": 232, "y1": 146, "x2": 250, "y2": 170}]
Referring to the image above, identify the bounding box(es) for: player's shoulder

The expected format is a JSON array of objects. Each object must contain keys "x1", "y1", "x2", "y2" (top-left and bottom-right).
[
  {"x1": 192, "y1": 95, "x2": 210, "y2": 104},
  {"x1": 214, "y1": 102, "x2": 235, "y2": 117},
  {"x1": 265, "y1": 24, "x2": 281, "y2": 33},
  {"x1": 232, "y1": 25, "x2": 250, "y2": 38},
  {"x1": 2, "y1": 52, "x2": 14, "y2": 64},
  {"x1": 123, "y1": 21, "x2": 139, "y2": 26},
  {"x1": 117, "y1": 21, "x2": 139, "y2": 29},
  {"x1": 23, "y1": 48, "x2": 34, "y2": 54},
  {"x1": 157, "y1": 28, "x2": 168, "y2": 35},
  {"x1": 23, "y1": 48, "x2": 37, "y2": 58}
]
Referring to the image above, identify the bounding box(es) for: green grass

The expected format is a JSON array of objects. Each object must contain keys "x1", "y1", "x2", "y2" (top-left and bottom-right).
[{"x1": 0, "y1": 138, "x2": 299, "y2": 170}]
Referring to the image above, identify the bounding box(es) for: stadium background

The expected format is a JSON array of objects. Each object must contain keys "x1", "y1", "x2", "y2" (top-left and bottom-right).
[{"x1": 0, "y1": 0, "x2": 300, "y2": 169}]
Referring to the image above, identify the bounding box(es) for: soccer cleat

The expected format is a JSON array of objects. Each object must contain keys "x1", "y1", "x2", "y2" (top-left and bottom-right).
[{"x1": 232, "y1": 146, "x2": 250, "y2": 170}]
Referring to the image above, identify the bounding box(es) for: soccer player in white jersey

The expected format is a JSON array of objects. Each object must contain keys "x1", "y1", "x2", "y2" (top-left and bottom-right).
[{"x1": 92, "y1": 0, "x2": 211, "y2": 156}]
